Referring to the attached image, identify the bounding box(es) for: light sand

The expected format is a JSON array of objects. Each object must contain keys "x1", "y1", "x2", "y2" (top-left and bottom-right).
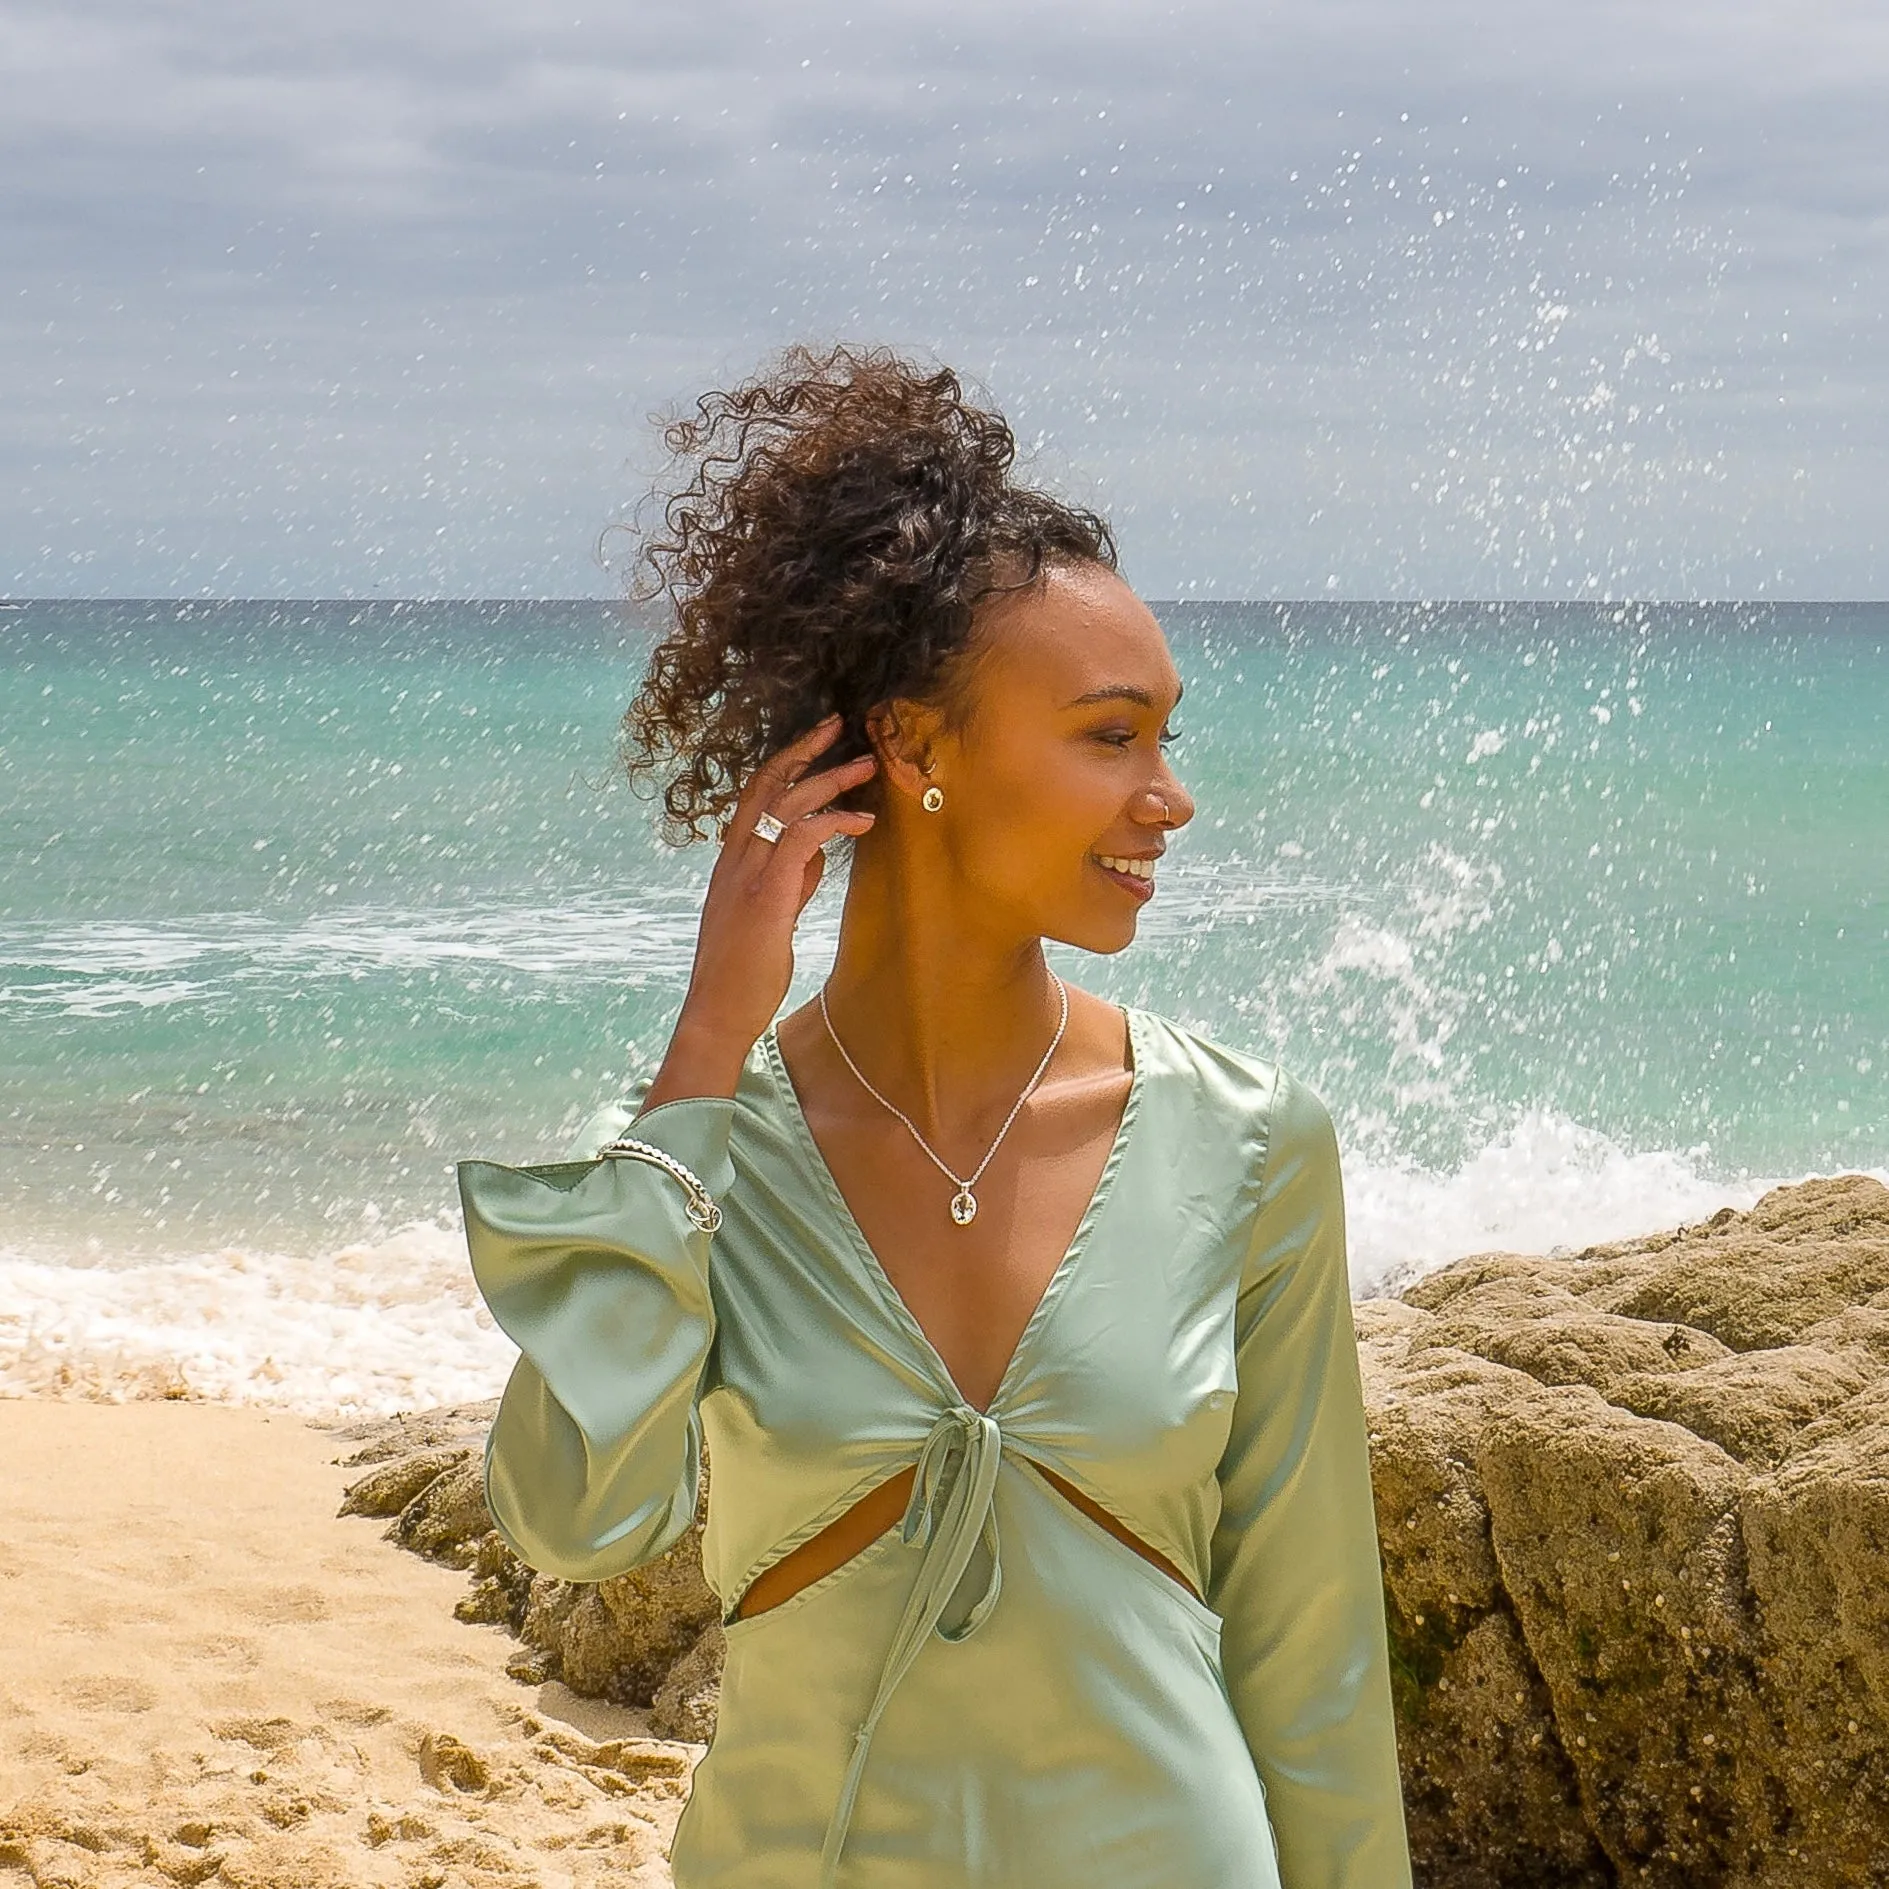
[{"x1": 0, "y1": 1399, "x2": 694, "y2": 1888}]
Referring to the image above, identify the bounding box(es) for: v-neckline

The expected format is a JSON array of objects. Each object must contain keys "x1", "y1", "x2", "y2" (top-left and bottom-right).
[{"x1": 761, "y1": 1003, "x2": 1146, "y2": 1416}]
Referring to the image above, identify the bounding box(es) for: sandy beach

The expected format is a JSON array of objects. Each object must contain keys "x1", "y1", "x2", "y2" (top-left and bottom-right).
[{"x1": 0, "y1": 1398, "x2": 694, "y2": 1889}]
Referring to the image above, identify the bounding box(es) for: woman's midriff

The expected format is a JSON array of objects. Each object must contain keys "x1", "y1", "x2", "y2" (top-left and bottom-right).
[{"x1": 731, "y1": 1461, "x2": 1200, "y2": 1621}]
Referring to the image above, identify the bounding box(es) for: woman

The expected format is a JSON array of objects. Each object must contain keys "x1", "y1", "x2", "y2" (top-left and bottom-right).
[{"x1": 461, "y1": 345, "x2": 1413, "y2": 1888}]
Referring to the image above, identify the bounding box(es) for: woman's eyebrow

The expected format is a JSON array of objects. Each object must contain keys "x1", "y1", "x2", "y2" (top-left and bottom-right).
[{"x1": 1061, "y1": 683, "x2": 1184, "y2": 710}]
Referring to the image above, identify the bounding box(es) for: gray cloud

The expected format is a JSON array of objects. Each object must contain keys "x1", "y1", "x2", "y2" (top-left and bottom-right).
[{"x1": 3, "y1": 0, "x2": 1885, "y2": 596}]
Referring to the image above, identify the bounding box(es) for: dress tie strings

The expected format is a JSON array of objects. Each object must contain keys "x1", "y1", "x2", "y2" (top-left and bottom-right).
[{"x1": 817, "y1": 1405, "x2": 1005, "y2": 1887}]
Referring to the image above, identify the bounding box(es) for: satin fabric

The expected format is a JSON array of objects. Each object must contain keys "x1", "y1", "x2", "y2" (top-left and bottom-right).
[{"x1": 461, "y1": 1007, "x2": 1413, "y2": 1888}]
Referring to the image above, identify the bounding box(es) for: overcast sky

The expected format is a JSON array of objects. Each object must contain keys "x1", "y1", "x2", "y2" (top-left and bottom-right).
[{"x1": 4, "y1": 1, "x2": 1886, "y2": 598}]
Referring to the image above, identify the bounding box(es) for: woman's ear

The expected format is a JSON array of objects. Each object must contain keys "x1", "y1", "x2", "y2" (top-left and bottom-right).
[{"x1": 866, "y1": 699, "x2": 946, "y2": 809}]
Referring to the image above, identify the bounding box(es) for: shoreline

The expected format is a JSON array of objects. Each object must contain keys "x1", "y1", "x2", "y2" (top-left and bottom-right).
[{"x1": 11, "y1": 1149, "x2": 1885, "y2": 1419}]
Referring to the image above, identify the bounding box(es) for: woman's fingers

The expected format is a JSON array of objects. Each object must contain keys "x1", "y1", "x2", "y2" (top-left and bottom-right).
[
  {"x1": 671, "y1": 730, "x2": 868, "y2": 1059},
  {"x1": 767, "y1": 751, "x2": 877, "y2": 825},
  {"x1": 729, "y1": 714, "x2": 842, "y2": 829},
  {"x1": 758, "y1": 807, "x2": 875, "y2": 889},
  {"x1": 724, "y1": 731, "x2": 874, "y2": 881}
]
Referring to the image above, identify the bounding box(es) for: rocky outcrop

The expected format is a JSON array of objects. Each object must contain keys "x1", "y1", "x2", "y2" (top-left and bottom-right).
[
  {"x1": 326, "y1": 1403, "x2": 722, "y2": 1744},
  {"x1": 337, "y1": 1174, "x2": 1889, "y2": 1885},
  {"x1": 1366, "y1": 1172, "x2": 1889, "y2": 1887}
]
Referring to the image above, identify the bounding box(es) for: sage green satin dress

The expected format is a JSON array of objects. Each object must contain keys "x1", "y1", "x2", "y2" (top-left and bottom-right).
[{"x1": 460, "y1": 1007, "x2": 1412, "y2": 1889}]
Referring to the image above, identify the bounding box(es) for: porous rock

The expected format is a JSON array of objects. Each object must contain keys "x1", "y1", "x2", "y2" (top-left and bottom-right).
[
  {"x1": 536, "y1": 1516, "x2": 720, "y2": 1707},
  {"x1": 386, "y1": 1456, "x2": 491, "y2": 1567},
  {"x1": 1368, "y1": 1173, "x2": 1889, "y2": 1887},
  {"x1": 336, "y1": 1446, "x2": 473, "y2": 1520},
  {"x1": 1360, "y1": 1312, "x2": 1613, "y2": 1887},
  {"x1": 1604, "y1": 1345, "x2": 1871, "y2": 1467},
  {"x1": 651, "y1": 1621, "x2": 726, "y2": 1744},
  {"x1": 335, "y1": 1408, "x2": 724, "y2": 1721},
  {"x1": 1400, "y1": 1272, "x2": 1734, "y2": 1397},
  {"x1": 1739, "y1": 1378, "x2": 1889, "y2": 1875},
  {"x1": 319, "y1": 1399, "x2": 495, "y2": 1465}
]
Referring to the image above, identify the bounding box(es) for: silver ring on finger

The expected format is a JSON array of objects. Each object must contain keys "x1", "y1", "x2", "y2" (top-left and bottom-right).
[{"x1": 752, "y1": 811, "x2": 787, "y2": 845}]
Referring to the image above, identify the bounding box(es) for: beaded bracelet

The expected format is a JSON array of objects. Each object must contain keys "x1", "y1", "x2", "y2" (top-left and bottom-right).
[{"x1": 597, "y1": 1135, "x2": 723, "y2": 1234}]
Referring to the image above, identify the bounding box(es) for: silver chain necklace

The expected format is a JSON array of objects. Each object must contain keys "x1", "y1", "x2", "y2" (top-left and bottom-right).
[{"x1": 817, "y1": 971, "x2": 1070, "y2": 1227}]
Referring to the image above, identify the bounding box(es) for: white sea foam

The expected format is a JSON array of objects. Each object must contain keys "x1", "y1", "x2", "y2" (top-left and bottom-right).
[
  {"x1": 0, "y1": 976, "x2": 219, "y2": 1017},
  {"x1": 0, "y1": 1218, "x2": 516, "y2": 1416},
  {"x1": 4, "y1": 1123, "x2": 1880, "y2": 1418},
  {"x1": 0, "y1": 860, "x2": 1357, "y2": 1018},
  {"x1": 1347, "y1": 1109, "x2": 1888, "y2": 1297},
  {"x1": 0, "y1": 896, "x2": 713, "y2": 1017}
]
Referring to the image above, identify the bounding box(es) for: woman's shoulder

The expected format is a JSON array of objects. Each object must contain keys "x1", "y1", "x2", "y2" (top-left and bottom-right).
[
  {"x1": 1126, "y1": 1005, "x2": 1335, "y2": 1164},
  {"x1": 1129, "y1": 1003, "x2": 1287, "y2": 1102}
]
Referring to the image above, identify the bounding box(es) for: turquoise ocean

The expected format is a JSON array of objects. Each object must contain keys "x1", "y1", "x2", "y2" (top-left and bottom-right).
[{"x1": 2, "y1": 599, "x2": 1883, "y2": 1412}]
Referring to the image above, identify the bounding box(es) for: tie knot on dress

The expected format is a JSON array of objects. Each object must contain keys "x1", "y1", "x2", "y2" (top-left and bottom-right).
[{"x1": 820, "y1": 1405, "x2": 1007, "y2": 1884}]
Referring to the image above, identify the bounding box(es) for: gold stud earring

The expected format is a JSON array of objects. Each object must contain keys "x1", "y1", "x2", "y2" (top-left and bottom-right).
[{"x1": 921, "y1": 785, "x2": 945, "y2": 812}]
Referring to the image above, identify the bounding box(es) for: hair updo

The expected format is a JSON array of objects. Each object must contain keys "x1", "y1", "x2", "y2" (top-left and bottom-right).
[{"x1": 619, "y1": 343, "x2": 1117, "y2": 842}]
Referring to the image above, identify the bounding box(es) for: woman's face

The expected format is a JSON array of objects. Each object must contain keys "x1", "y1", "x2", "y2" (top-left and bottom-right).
[{"x1": 918, "y1": 561, "x2": 1195, "y2": 955}]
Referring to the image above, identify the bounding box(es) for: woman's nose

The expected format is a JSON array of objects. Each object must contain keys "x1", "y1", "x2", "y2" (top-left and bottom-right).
[{"x1": 1140, "y1": 770, "x2": 1194, "y2": 830}]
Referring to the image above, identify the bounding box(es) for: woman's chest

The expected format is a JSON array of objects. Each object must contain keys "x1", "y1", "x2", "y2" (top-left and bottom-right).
[
  {"x1": 704, "y1": 1193, "x2": 1249, "y2": 1495},
  {"x1": 801, "y1": 1061, "x2": 1138, "y2": 1418}
]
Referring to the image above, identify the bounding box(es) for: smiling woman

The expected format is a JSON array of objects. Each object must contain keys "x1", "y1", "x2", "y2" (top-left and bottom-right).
[{"x1": 460, "y1": 343, "x2": 1413, "y2": 1888}]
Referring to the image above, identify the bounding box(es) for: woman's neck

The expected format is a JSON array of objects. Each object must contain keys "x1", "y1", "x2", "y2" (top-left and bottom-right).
[{"x1": 816, "y1": 847, "x2": 1062, "y2": 1137}]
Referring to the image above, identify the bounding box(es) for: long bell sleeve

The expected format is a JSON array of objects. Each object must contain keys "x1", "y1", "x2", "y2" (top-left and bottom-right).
[
  {"x1": 459, "y1": 1094, "x2": 736, "y2": 1584},
  {"x1": 1207, "y1": 1067, "x2": 1413, "y2": 1889}
]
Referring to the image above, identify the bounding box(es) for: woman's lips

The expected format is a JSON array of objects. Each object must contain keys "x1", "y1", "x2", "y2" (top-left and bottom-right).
[{"x1": 1091, "y1": 854, "x2": 1156, "y2": 902}]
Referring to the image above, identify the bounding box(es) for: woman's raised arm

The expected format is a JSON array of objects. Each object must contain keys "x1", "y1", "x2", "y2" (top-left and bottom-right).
[{"x1": 461, "y1": 715, "x2": 875, "y2": 1582}]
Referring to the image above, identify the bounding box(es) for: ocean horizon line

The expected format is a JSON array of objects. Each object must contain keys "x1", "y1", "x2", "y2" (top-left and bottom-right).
[{"x1": 4, "y1": 595, "x2": 1888, "y2": 611}]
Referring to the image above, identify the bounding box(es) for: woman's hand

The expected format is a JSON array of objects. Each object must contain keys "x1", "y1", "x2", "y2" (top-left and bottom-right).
[{"x1": 636, "y1": 715, "x2": 876, "y2": 1113}]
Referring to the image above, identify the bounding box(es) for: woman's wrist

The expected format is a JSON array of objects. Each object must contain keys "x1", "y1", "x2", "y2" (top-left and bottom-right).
[{"x1": 635, "y1": 1011, "x2": 761, "y2": 1116}]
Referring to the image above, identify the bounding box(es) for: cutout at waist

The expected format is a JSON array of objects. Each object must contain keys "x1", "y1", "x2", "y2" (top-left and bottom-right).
[
  {"x1": 1031, "y1": 1462, "x2": 1202, "y2": 1602},
  {"x1": 733, "y1": 1466, "x2": 919, "y2": 1621},
  {"x1": 731, "y1": 1458, "x2": 1200, "y2": 1622}
]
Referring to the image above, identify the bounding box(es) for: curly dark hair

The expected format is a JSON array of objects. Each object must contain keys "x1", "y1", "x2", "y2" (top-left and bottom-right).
[{"x1": 619, "y1": 343, "x2": 1118, "y2": 842}]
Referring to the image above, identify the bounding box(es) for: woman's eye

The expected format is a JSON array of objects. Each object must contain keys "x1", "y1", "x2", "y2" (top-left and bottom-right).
[{"x1": 1090, "y1": 723, "x2": 1180, "y2": 750}]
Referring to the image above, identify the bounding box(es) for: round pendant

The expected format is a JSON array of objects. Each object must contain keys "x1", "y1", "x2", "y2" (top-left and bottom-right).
[{"x1": 949, "y1": 1186, "x2": 978, "y2": 1226}]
